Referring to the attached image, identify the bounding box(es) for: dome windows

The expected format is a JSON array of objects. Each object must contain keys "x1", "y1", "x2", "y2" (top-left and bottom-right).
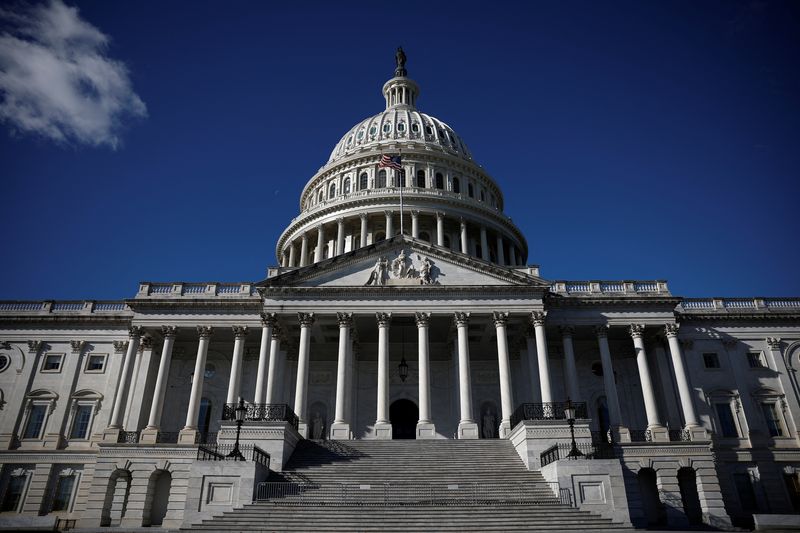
[
  {"x1": 343, "y1": 177, "x2": 351, "y2": 194},
  {"x1": 397, "y1": 122, "x2": 406, "y2": 135},
  {"x1": 377, "y1": 169, "x2": 387, "y2": 188},
  {"x1": 435, "y1": 172, "x2": 444, "y2": 190},
  {"x1": 369, "y1": 125, "x2": 377, "y2": 136},
  {"x1": 357, "y1": 129, "x2": 365, "y2": 141},
  {"x1": 425, "y1": 125, "x2": 433, "y2": 136},
  {"x1": 416, "y1": 170, "x2": 426, "y2": 188},
  {"x1": 468, "y1": 183, "x2": 474, "y2": 198},
  {"x1": 383, "y1": 122, "x2": 392, "y2": 133},
  {"x1": 452, "y1": 177, "x2": 460, "y2": 194},
  {"x1": 480, "y1": 189, "x2": 486, "y2": 202},
  {"x1": 411, "y1": 123, "x2": 419, "y2": 133},
  {"x1": 359, "y1": 172, "x2": 368, "y2": 190},
  {"x1": 328, "y1": 183, "x2": 336, "y2": 199}
]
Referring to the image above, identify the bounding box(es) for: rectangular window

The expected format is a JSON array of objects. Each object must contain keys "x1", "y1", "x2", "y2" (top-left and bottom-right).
[
  {"x1": 715, "y1": 403, "x2": 738, "y2": 438},
  {"x1": 51, "y1": 476, "x2": 75, "y2": 512},
  {"x1": 761, "y1": 402, "x2": 784, "y2": 437},
  {"x1": 42, "y1": 354, "x2": 62, "y2": 372},
  {"x1": 1, "y1": 475, "x2": 26, "y2": 512},
  {"x1": 69, "y1": 405, "x2": 93, "y2": 439},
  {"x1": 85, "y1": 354, "x2": 105, "y2": 372},
  {"x1": 23, "y1": 405, "x2": 47, "y2": 439},
  {"x1": 734, "y1": 473, "x2": 758, "y2": 512},
  {"x1": 703, "y1": 353, "x2": 720, "y2": 369},
  {"x1": 747, "y1": 351, "x2": 766, "y2": 369}
]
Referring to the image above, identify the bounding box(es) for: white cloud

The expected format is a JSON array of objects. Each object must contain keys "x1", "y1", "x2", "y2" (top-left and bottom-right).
[{"x1": 0, "y1": 0, "x2": 146, "y2": 148}]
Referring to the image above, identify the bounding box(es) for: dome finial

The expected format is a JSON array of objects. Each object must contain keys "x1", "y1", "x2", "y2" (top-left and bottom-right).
[{"x1": 395, "y1": 46, "x2": 407, "y2": 77}]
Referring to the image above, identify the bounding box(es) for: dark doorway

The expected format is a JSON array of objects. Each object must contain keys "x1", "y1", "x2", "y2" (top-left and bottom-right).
[
  {"x1": 638, "y1": 468, "x2": 665, "y2": 527},
  {"x1": 390, "y1": 399, "x2": 418, "y2": 439},
  {"x1": 678, "y1": 467, "x2": 703, "y2": 525}
]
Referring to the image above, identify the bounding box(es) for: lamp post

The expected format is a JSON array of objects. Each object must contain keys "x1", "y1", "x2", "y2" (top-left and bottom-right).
[
  {"x1": 227, "y1": 397, "x2": 247, "y2": 460},
  {"x1": 564, "y1": 398, "x2": 583, "y2": 458},
  {"x1": 398, "y1": 326, "x2": 409, "y2": 383}
]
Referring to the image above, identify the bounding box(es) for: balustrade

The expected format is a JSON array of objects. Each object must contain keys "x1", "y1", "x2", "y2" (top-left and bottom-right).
[
  {"x1": 510, "y1": 402, "x2": 588, "y2": 428},
  {"x1": 221, "y1": 403, "x2": 299, "y2": 430}
]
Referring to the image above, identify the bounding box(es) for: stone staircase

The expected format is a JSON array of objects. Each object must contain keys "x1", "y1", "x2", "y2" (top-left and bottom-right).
[{"x1": 184, "y1": 439, "x2": 629, "y2": 532}]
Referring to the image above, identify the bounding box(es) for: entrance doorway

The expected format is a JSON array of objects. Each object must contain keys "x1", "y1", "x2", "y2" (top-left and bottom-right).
[{"x1": 390, "y1": 399, "x2": 418, "y2": 439}]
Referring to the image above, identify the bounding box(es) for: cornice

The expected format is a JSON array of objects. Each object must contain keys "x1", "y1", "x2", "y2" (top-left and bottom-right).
[
  {"x1": 0, "y1": 316, "x2": 132, "y2": 326},
  {"x1": 125, "y1": 298, "x2": 261, "y2": 312},
  {"x1": 545, "y1": 293, "x2": 682, "y2": 308},
  {"x1": 678, "y1": 312, "x2": 800, "y2": 322}
]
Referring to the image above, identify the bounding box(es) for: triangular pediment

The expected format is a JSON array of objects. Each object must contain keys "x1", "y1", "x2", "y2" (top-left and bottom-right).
[{"x1": 256, "y1": 236, "x2": 549, "y2": 289}]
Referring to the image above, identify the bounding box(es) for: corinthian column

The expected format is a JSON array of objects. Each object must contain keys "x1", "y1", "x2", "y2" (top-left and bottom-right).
[
  {"x1": 629, "y1": 324, "x2": 666, "y2": 440},
  {"x1": 254, "y1": 314, "x2": 276, "y2": 404},
  {"x1": 415, "y1": 312, "x2": 436, "y2": 438},
  {"x1": 436, "y1": 212, "x2": 445, "y2": 246},
  {"x1": 411, "y1": 211, "x2": 420, "y2": 239},
  {"x1": 531, "y1": 312, "x2": 552, "y2": 403},
  {"x1": 331, "y1": 312, "x2": 353, "y2": 439},
  {"x1": 225, "y1": 326, "x2": 248, "y2": 405},
  {"x1": 179, "y1": 326, "x2": 212, "y2": 444},
  {"x1": 294, "y1": 313, "x2": 315, "y2": 438},
  {"x1": 665, "y1": 323, "x2": 703, "y2": 437},
  {"x1": 385, "y1": 211, "x2": 394, "y2": 239},
  {"x1": 455, "y1": 312, "x2": 478, "y2": 438},
  {"x1": 560, "y1": 326, "x2": 581, "y2": 402},
  {"x1": 375, "y1": 312, "x2": 392, "y2": 439},
  {"x1": 359, "y1": 213, "x2": 368, "y2": 248},
  {"x1": 106, "y1": 326, "x2": 142, "y2": 434},
  {"x1": 300, "y1": 233, "x2": 309, "y2": 266},
  {"x1": 140, "y1": 326, "x2": 177, "y2": 443},
  {"x1": 314, "y1": 225, "x2": 325, "y2": 263},
  {"x1": 595, "y1": 325, "x2": 629, "y2": 442},
  {"x1": 264, "y1": 327, "x2": 282, "y2": 404},
  {"x1": 494, "y1": 312, "x2": 513, "y2": 437},
  {"x1": 336, "y1": 217, "x2": 345, "y2": 255},
  {"x1": 460, "y1": 219, "x2": 468, "y2": 254}
]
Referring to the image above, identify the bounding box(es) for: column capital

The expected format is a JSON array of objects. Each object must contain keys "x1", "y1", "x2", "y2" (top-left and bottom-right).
[
  {"x1": 271, "y1": 324, "x2": 282, "y2": 339},
  {"x1": 410, "y1": 210, "x2": 420, "y2": 218},
  {"x1": 359, "y1": 212, "x2": 368, "y2": 221},
  {"x1": 112, "y1": 340, "x2": 128, "y2": 353},
  {"x1": 628, "y1": 324, "x2": 645, "y2": 339},
  {"x1": 161, "y1": 325, "x2": 178, "y2": 338},
  {"x1": 232, "y1": 325, "x2": 249, "y2": 338},
  {"x1": 27, "y1": 340, "x2": 43, "y2": 353},
  {"x1": 140, "y1": 335, "x2": 154, "y2": 350},
  {"x1": 415, "y1": 311, "x2": 430, "y2": 327},
  {"x1": 128, "y1": 325, "x2": 144, "y2": 339},
  {"x1": 530, "y1": 311, "x2": 547, "y2": 327},
  {"x1": 298, "y1": 312, "x2": 315, "y2": 327},
  {"x1": 260, "y1": 312, "x2": 278, "y2": 327},
  {"x1": 766, "y1": 337, "x2": 782, "y2": 350},
  {"x1": 70, "y1": 340, "x2": 86, "y2": 354},
  {"x1": 383, "y1": 210, "x2": 394, "y2": 217},
  {"x1": 376, "y1": 312, "x2": 392, "y2": 327},
  {"x1": 337, "y1": 312, "x2": 353, "y2": 328},
  {"x1": 301, "y1": 232, "x2": 309, "y2": 242},
  {"x1": 436, "y1": 211, "x2": 444, "y2": 220},
  {"x1": 316, "y1": 224, "x2": 324, "y2": 233},
  {"x1": 492, "y1": 311, "x2": 509, "y2": 326},
  {"x1": 454, "y1": 312, "x2": 470, "y2": 326},
  {"x1": 337, "y1": 217, "x2": 344, "y2": 224},
  {"x1": 664, "y1": 323, "x2": 680, "y2": 337},
  {"x1": 196, "y1": 325, "x2": 213, "y2": 338},
  {"x1": 460, "y1": 218, "x2": 467, "y2": 229},
  {"x1": 560, "y1": 325, "x2": 575, "y2": 337},
  {"x1": 593, "y1": 324, "x2": 610, "y2": 338}
]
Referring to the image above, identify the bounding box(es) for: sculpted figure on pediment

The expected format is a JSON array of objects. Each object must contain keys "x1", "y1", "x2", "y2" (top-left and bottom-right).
[{"x1": 365, "y1": 257, "x2": 389, "y2": 286}]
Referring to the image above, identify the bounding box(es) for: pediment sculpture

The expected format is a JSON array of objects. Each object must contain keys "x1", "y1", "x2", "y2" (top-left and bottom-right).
[{"x1": 365, "y1": 249, "x2": 439, "y2": 286}]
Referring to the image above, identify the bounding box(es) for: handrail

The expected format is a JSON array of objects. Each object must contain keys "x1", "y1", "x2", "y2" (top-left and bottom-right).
[
  {"x1": 222, "y1": 403, "x2": 299, "y2": 430},
  {"x1": 510, "y1": 402, "x2": 588, "y2": 428}
]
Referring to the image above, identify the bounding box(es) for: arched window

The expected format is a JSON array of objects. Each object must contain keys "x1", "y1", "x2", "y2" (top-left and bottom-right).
[
  {"x1": 375, "y1": 231, "x2": 386, "y2": 242},
  {"x1": 377, "y1": 170, "x2": 387, "y2": 188},
  {"x1": 443, "y1": 235, "x2": 451, "y2": 249},
  {"x1": 435, "y1": 173, "x2": 444, "y2": 190},
  {"x1": 480, "y1": 188, "x2": 486, "y2": 202},
  {"x1": 416, "y1": 170, "x2": 426, "y2": 188},
  {"x1": 359, "y1": 172, "x2": 368, "y2": 190},
  {"x1": 419, "y1": 231, "x2": 431, "y2": 243},
  {"x1": 452, "y1": 177, "x2": 460, "y2": 194},
  {"x1": 318, "y1": 190, "x2": 324, "y2": 203},
  {"x1": 328, "y1": 183, "x2": 336, "y2": 199},
  {"x1": 468, "y1": 183, "x2": 474, "y2": 198},
  {"x1": 343, "y1": 177, "x2": 351, "y2": 194}
]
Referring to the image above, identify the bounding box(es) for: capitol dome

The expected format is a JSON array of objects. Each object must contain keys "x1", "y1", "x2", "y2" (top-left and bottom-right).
[{"x1": 275, "y1": 51, "x2": 528, "y2": 270}]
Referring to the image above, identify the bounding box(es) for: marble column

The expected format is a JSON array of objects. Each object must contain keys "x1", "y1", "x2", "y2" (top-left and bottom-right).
[
  {"x1": 665, "y1": 323, "x2": 703, "y2": 436},
  {"x1": 509, "y1": 245, "x2": 517, "y2": 266},
  {"x1": 415, "y1": 312, "x2": 435, "y2": 438},
  {"x1": 480, "y1": 226, "x2": 489, "y2": 261},
  {"x1": 385, "y1": 211, "x2": 394, "y2": 239},
  {"x1": 336, "y1": 217, "x2": 345, "y2": 255},
  {"x1": 331, "y1": 312, "x2": 353, "y2": 439},
  {"x1": 531, "y1": 312, "x2": 553, "y2": 403},
  {"x1": 140, "y1": 326, "x2": 177, "y2": 442},
  {"x1": 314, "y1": 225, "x2": 325, "y2": 263},
  {"x1": 496, "y1": 234, "x2": 506, "y2": 266},
  {"x1": 460, "y1": 219, "x2": 468, "y2": 254},
  {"x1": 254, "y1": 314, "x2": 276, "y2": 404},
  {"x1": 359, "y1": 213, "x2": 368, "y2": 248},
  {"x1": 494, "y1": 312, "x2": 513, "y2": 437},
  {"x1": 225, "y1": 326, "x2": 248, "y2": 404},
  {"x1": 288, "y1": 242, "x2": 296, "y2": 267},
  {"x1": 299, "y1": 233, "x2": 309, "y2": 266},
  {"x1": 106, "y1": 326, "x2": 142, "y2": 432},
  {"x1": 630, "y1": 324, "x2": 666, "y2": 440},
  {"x1": 455, "y1": 312, "x2": 478, "y2": 438},
  {"x1": 411, "y1": 211, "x2": 420, "y2": 238},
  {"x1": 264, "y1": 327, "x2": 282, "y2": 404},
  {"x1": 436, "y1": 212, "x2": 445, "y2": 246},
  {"x1": 294, "y1": 313, "x2": 314, "y2": 437},
  {"x1": 179, "y1": 326, "x2": 212, "y2": 443},
  {"x1": 375, "y1": 312, "x2": 392, "y2": 438},
  {"x1": 525, "y1": 330, "x2": 542, "y2": 403},
  {"x1": 561, "y1": 326, "x2": 581, "y2": 402},
  {"x1": 595, "y1": 325, "x2": 628, "y2": 442}
]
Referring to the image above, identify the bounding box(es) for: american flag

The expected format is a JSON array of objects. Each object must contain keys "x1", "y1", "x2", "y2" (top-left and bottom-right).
[{"x1": 378, "y1": 154, "x2": 402, "y2": 170}]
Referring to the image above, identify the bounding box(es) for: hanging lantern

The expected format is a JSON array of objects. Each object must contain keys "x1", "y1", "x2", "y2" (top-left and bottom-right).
[{"x1": 398, "y1": 355, "x2": 409, "y2": 382}]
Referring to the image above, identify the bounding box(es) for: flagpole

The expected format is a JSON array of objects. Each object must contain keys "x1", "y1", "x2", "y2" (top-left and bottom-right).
[{"x1": 399, "y1": 148, "x2": 404, "y2": 236}]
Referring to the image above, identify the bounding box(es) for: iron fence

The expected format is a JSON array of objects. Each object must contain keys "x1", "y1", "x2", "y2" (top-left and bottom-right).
[
  {"x1": 510, "y1": 402, "x2": 588, "y2": 428},
  {"x1": 196, "y1": 443, "x2": 270, "y2": 468},
  {"x1": 669, "y1": 429, "x2": 692, "y2": 442},
  {"x1": 628, "y1": 428, "x2": 692, "y2": 443},
  {"x1": 255, "y1": 481, "x2": 572, "y2": 507},
  {"x1": 222, "y1": 403, "x2": 299, "y2": 430},
  {"x1": 540, "y1": 442, "x2": 618, "y2": 467},
  {"x1": 117, "y1": 431, "x2": 139, "y2": 444}
]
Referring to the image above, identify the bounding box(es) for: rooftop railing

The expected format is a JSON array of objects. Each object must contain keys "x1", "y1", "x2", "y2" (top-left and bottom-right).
[
  {"x1": 550, "y1": 280, "x2": 670, "y2": 296},
  {"x1": 0, "y1": 300, "x2": 129, "y2": 315},
  {"x1": 681, "y1": 297, "x2": 800, "y2": 312},
  {"x1": 136, "y1": 282, "x2": 257, "y2": 298}
]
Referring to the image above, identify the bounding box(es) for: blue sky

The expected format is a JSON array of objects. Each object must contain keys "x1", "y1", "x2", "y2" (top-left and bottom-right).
[{"x1": 1, "y1": 0, "x2": 798, "y2": 300}]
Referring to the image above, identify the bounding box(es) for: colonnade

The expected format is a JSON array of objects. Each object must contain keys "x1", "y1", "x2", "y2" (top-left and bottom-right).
[
  {"x1": 279, "y1": 211, "x2": 523, "y2": 269},
  {"x1": 108, "y1": 314, "x2": 700, "y2": 443}
]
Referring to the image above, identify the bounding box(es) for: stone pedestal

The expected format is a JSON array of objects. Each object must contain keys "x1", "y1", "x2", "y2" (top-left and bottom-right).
[
  {"x1": 178, "y1": 428, "x2": 198, "y2": 444},
  {"x1": 139, "y1": 428, "x2": 159, "y2": 444},
  {"x1": 297, "y1": 422, "x2": 309, "y2": 439},
  {"x1": 415, "y1": 422, "x2": 436, "y2": 439},
  {"x1": 458, "y1": 421, "x2": 479, "y2": 439},
  {"x1": 329, "y1": 422, "x2": 351, "y2": 440},
  {"x1": 647, "y1": 425, "x2": 669, "y2": 442},
  {"x1": 183, "y1": 460, "x2": 269, "y2": 528},
  {"x1": 611, "y1": 425, "x2": 631, "y2": 443},
  {"x1": 217, "y1": 421, "x2": 301, "y2": 471},
  {"x1": 498, "y1": 420, "x2": 512, "y2": 438},
  {"x1": 374, "y1": 422, "x2": 392, "y2": 439},
  {"x1": 102, "y1": 427, "x2": 121, "y2": 443},
  {"x1": 686, "y1": 425, "x2": 709, "y2": 441},
  {"x1": 509, "y1": 419, "x2": 592, "y2": 469}
]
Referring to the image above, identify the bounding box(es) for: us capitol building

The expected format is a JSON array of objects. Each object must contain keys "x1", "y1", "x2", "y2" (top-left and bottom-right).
[{"x1": 0, "y1": 51, "x2": 799, "y2": 531}]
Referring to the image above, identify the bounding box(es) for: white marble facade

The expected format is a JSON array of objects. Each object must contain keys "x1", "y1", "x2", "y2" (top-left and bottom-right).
[{"x1": 1, "y1": 54, "x2": 799, "y2": 530}]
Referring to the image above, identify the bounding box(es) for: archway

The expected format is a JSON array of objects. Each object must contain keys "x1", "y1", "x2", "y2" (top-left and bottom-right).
[
  {"x1": 144, "y1": 470, "x2": 171, "y2": 526},
  {"x1": 100, "y1": 469, "x2": 131, "y2": 527},
  {"x1": 637, "y1": 468, "x2": 664, "y2": 527},
  {"x1": 390, "y1": 399, "x2": 418, "y2": 439},
  {"x1": 678, "y1": 467, "x2": 702, "y2": 525}
]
